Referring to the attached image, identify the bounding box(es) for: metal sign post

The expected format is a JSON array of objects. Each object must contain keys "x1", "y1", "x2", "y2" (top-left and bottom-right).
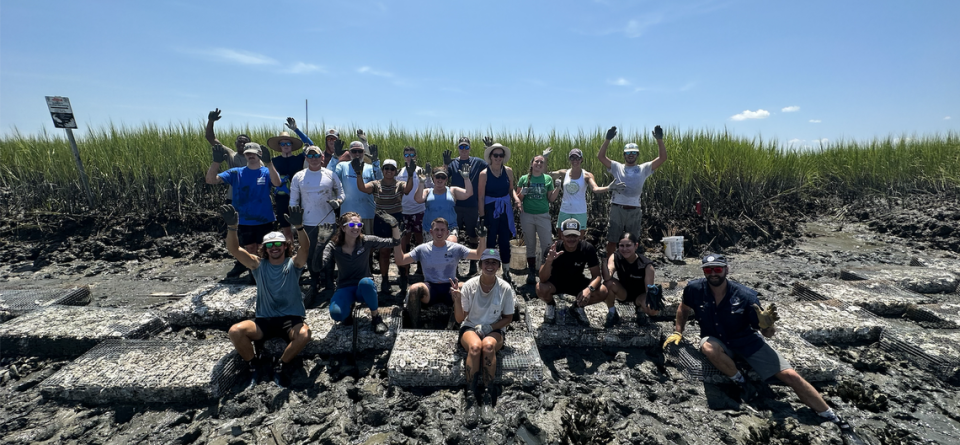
[{"x1": 45, "y1": 96, "x2": 95, "y2": 208}]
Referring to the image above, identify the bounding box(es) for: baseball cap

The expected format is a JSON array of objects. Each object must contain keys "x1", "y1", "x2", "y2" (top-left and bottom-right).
[
  {"x1": 701, "y1": 253, "x2": 727, "y2": 267},
  {"x1": 243, "y1": 142, "x2": 262, "y2": 155},
  {"x1": 263, "y1": 231, "x2": 286, "y2": 244},
  {"x1": 383, "y1": 159, "x2": 398, "y2": 168},
  {"x1": 349, "y1": 141, "x2": 364, "y2": 149},
  {"x1": 325, "y1": 129, "x2": 339, "y2": 139},
  {"x1": 560, "y1": 218, "x2": 581, "y2": 236},
  {"x1": 568, "y1": 148, "x2": 583, "y2": 158},
  {"x1": 304, "y1": 145, "x2": 322, "y2": 155},
  {"x1": 623, "y1": 143, "x2": 640, "y2": 153},
  {"x1": 480, "y1": 248, "x2": 501, "y2": 262},
  {"x1": 458, "y1": 137, "x2": 471, "y2": 147}
]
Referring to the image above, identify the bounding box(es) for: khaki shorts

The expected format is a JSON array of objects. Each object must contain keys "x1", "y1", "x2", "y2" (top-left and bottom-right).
[
  {"x1": 699, "y1": 336, "x2": 792, "y2": 381},
  {"x1": 607, "y1": 204, "x2": 642, "y2": 243}
]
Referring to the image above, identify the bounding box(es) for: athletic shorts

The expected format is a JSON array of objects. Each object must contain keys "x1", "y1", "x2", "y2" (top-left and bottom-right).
[
  {"x1": 549, "y1": 275, "x2": 593, "y2": 297},
  {"x1": 402, "y1": 212, "x2": 425, "y2": 235},
  {"x1": 454, "y1": 206, "x2": 479, "y2": 239},
  {"x1": 699, "y1": 336, "x2": 793, "y2": 381},
  {"x1": 425, "y1": 281, "x2": 454, "y2": 306},
  {"x1": 458, "y1": 325, "x2": 506, "y2": 351},
  {"x1": 374, "y1": 212, "x2": 403, "y2": 238},
  {"x1": 255, "y1": 316, "x2": 305, "y2": 342},
  {"x1": 238, "y1": 223, "x2": 274, "y2": 247},
  {"x1": 274, "y1": 194, "x2": 291, "y2": 228},
  {"x1": 607, "y1": 204, "x2": 643, "y2": 243},
  {"x1": 556, "y1": 211, "x2": 587, "y2": 229}
]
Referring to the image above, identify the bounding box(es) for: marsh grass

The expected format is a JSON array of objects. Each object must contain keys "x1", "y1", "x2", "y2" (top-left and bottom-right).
[{"x1": 1, "y1": 123, "x2": 957, "y2": 217}]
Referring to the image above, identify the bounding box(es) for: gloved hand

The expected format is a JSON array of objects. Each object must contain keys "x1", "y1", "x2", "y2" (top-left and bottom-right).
[
  {"x1": 316, "y1": 223, "x2": 337, "y2": 245},
  {"x1": 259, "y1": 149, "x2": 272, "y2": 166},
  {"x1": 208, "y1": 108, "x2": 222, "y2": 122},
  {"x1": 646, "y1": 284, "x2": 665, "y2": 312},
  {"x1": 356, "y1": 129, "x2": 367, "y2": 142},
  {"x1": 351, "y1": 158, "x2": 364, "y2": 176},
  {"x1": 406, "y1": 157, "x2": 417, "y2": 173},
  {"x1": 284, "y1": 206, "x2": 304, "y2": 228},
  {"x1": 608, "y1": 180, "x2": 628, "y2": 194},
  {"x1": 752, "y1": 303, "x2": 780, "y2": 330},
  {"x1": 483, "y1": 136, "x2": 494, "y2": 148},
  {"x1": 326, "y1": 199, "x2": 341, "y2": 210},
  {"x1": 285, "y1": 117, "x2": 297, "y2": 131},
  {"x1": 555, "y1": 178, "x2": 562, "y2": 189},
  {"x1": 474, "y1": 324, "x2": 493, "y2": 336},
  {"x1": 368, "y1": 144, "x2": 379, "y2": 163},
  {"x1": 377, "y1": 211, "x2": 399, "y2": 228},
  {"x1": 476, "y1": 217, "x2": 488, "y2": 238},
  {"x1": 212, "y1": 144, "x2": 226, "y2": 163},
  {"x1": 542, "y1": 146, "x2": 553, "y2": 158},
  {"x1": 459, "y1": 162, "x2": 471, "y2": 179},
  {"x1": 442, "y1": 149, "x2": 452, "y2": 166},
  {"x1": 220, "y1": 204, "x2": 238, "y2": 226},
  {"x1": 652, "y1": 125, "x2": 664, "y2": 140},
  {"x1": 663, "y1": 332, "x2": 682, "y2": 349},
  {"x1": 334, "y1": 140, "x2": 345, "y2": 157},
  {"x1": 605, "y1": 126, "x2": 618, "y2": 141},
  {"x1": 424, "y1": 162, "x2": 432, "y2": 178}
]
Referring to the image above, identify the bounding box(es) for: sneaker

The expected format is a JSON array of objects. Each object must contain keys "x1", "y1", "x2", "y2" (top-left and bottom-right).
[
  {"x1": 544, "y1": 304, "x2": 557, "y2": 325},
  {"x1": 635, "y1": 308, "x2": 650, "y2": 326},
  {"x1": 380, "y1": 279, "x2": 390, "y2": 295},
  {"x1": 567, "y1": 305, "x2": 589, "y2": 326},
  {"x1": 273, "y1": 361, "x2": 293, "y2": 388},
  {"x1": 226, "y1": 261, "x2": 247, "y2": 279},
  {"x1": 604, "y1": 309, "x2": 621, "y2": 328},
  {"x1": 736, "y1": 379, "x2": 761, "y2": 403},
  {"x1": 371, "y1": 314, "x2": 389, "y2": 335}
]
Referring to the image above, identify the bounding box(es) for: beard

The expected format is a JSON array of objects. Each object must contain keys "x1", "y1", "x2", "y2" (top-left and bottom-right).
[{"x1": 707, "y1": 275, "x2": 725, "y2": 287}]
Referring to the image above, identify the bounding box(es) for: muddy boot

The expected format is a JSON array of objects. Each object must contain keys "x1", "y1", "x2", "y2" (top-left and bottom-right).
[
  {"x1": 398, "y1": 268, "x2": 409, "y2": 290},
  {"x1": 468, "y1": 260, "x2": 478, "y2": 277},
  {"x1": 274, "y1": 359, "x2": 294, "y2": 388},
  {"x1": 380, "y1": 276, "x2": 391, "y2": 295},
  {"x1": 480, "y1": 386, "x2": 499, "y2": 424},
  {"x1": 371, "y1": 313, "x2": 389, "y2": 335},
  {"x1": 604, "y1": 307, "x2": 621, "y2": 328},
  {"x1": 544, "y1": 303, "x2": 557, "y2": 325},
  {"x1": 501, "y1": 263, "x2": 512, "y2": 283},
  {"x1": 525, "y1": 257, "x2": 537, "y2": 285},
  {"x1": 226, "y1": 260, "x2": 247, "y2": 279},
  {"x1": 464, "y1": 374, "x2": 480, "y2": 428},
  {"x1": 634, "y1": 307, "x2": 650, "y2": 326},
  {"x1": 245, "y1": 356, "x2": 269, "y2": 389},
  {"x1": 406, "y1": 294, "x2": 422, "y2": 329}
]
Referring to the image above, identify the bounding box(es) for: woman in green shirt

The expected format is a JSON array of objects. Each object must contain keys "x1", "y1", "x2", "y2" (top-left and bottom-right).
[{"x1": 516, "y1": 154, "x2": 561, "y2": 285}]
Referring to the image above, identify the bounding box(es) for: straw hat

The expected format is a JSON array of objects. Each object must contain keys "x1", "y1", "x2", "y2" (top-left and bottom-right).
[
  {"x1": 266, "y1": 131, "x2": 304, "y2": 152},
  {"x1": 483, "y1": 143, "x2": 511, "y2": 165}
]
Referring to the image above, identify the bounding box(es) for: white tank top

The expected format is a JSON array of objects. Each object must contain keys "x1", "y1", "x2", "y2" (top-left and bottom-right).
[{"x1": 560, "y1": 169, "x2": 587, "y2": 214}]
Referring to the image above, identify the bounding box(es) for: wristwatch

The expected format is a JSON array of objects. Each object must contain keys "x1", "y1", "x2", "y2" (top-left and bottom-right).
[{"x1": 588, "y1": 285, "x2": 596, "y2": 292}]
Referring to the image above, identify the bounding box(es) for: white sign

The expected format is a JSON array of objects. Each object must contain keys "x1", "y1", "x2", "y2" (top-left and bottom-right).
[{"x1": 45, "y1": 96, "x2": 78, "y2": 129}]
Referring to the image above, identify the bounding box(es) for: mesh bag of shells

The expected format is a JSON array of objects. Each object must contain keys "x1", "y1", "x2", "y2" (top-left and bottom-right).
[
  {"x1": 0, "y1": 306, "x2": 167, "y2": 358},
  {"x1": 161, "y1": 284, "x2": 256, "y2": 328},
  {"x1": 840, "y1": 266, "x2": 960, "y2": 294},
  {"x1": 662, "y1": 322, "x2": 728, "y2": 384},
  {"x1": 0, "y1": 286, "x2": 91, "y2": 322},
  {"x1": 387, "y1": 329, "x2": 543, "y2": 387},
  {"x1": 879, "y1": 328, "x2": 960, "y2": 382},
  {"x1": 265, "y1": 306, "x2": 403, "y2": 355},
  {"x1": 40, "y1": 339, "x2": 241, "y2": 405},
  {"x1": 526, "y1": 297, "x2": 661, "y2": 348},
  {"x1": 776, "y1": 300, "x2": 886, "y2": 345},
  {"x1": 792, "y1": 280, "x2": 936, "y2": 316},
  {"x1": 904, "y1": 303, "x2": 960, "y2": 329}
]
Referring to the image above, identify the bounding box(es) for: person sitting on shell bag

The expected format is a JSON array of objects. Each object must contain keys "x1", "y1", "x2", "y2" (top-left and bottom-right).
[
  {"x1": 221, "y1": 205, "x2": 313, "y2": 388},
  {"x1": 536, "y1": 218, "x2": 609, "y2": 327},
  {"x1": 452, "y1": 248, "x2": 515, "y2": 427},
  {"x1": 601, "y1": 232, "x2": 665, "y2": 327}
]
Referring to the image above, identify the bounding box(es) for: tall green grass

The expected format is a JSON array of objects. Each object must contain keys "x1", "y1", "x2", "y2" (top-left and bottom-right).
[{"x1": 1, "y1": 123, "x2": 957, "y2": 216}]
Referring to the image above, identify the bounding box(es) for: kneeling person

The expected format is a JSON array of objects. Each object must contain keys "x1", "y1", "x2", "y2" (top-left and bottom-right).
[
  {"x1": 394, "y1": 217, "x2": 487, "y2": 328},
  {"x1": 536, "y1": 218, "x2": 608, "y2": 326},
  {"x1": 453, "y1": 248, "x2": 515, "y2": 426},
  {"x1": 602, "y1": 232, "x2": 663, "y2": 327},
  {"x1": 222, "y1": 205, "x2": 310, "y2": 388}
]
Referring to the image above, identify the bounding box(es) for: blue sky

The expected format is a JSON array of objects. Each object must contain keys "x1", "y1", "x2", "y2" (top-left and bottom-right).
[{"x1": 2, "y1": 0, "x2": 958, "y2": 147}]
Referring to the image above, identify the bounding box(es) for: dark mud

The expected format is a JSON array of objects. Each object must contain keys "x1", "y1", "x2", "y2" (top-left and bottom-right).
[{"x1": 1, "y1": 196, "x2": 960, "y2": 444}]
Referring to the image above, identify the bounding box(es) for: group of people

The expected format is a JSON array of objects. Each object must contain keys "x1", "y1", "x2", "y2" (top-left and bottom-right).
[{"x1": 205, "y1": 109, "x2": 856, "y2": 435}]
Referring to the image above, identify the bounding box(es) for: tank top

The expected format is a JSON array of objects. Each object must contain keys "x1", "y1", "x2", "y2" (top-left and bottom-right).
[
  {"x1": 560, "y1": 169, "x2": 587, "y2": 214},
  {"x1": 484, "y1": 166, "x2": 511, "y2": 199},
  {"x1": 423, "y1": 187, "x2": 458, "y2": 232}
]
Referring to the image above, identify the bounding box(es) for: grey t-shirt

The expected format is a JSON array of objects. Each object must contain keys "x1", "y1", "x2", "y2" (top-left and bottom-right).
[
  {"x1": 460, "y1": 276, "x2": 515, "y2": 328},
  {"x1": 410, "y1": 242, "x2": 470, "y2": 284},
  {"x1": 251, "y1": 258, "x2": 306, "y2": 318},
  {"x1": 607, "y1": 160, "x2": 654, "y2": 207}
]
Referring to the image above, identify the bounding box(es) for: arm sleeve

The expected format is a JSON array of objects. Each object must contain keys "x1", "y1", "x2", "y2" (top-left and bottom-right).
[
  {"x1": 316, "y1": 241, "x2": 336, "y2": 274},
  {"x1": 366, "y1": 236, "x2": 400, "y2": 250},
  {"x1": 293, "y1": 128, "x2": 314, "y2": 146},
  {"x1": 408, "y1": 245, "x2": 422, "y2": 263}
]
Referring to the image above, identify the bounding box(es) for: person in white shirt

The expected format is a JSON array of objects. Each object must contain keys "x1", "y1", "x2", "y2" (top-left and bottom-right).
[
  {"x1": 290, "y1": 145, "x2": 344, "y2": 295},
  {"x1": 395, "y1": 146, "x2": 427, "y2": 286}
]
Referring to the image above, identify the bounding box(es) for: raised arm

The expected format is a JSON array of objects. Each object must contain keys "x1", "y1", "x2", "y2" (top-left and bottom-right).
[
  {"x1": 205, "y1": 161, "x2": 225, "y2": 185},
  {"x1": 353, "y1": 159, "x2": 375, "y2": 194},
  {"x1": 413, "y1": 180, "x2": 427, "y2": 204},
  {"x1": 477, "y1": 170, "x2": 487, "y2": 217},
  {"x1": 597, "y1": 126, "x2": 617, "y2": 170},
  {"x1": 464, "y1": 225, "x2": 489, "y2": 260},
  {"x1": 205, "y1": 109, "x2": 223, "y2": 146},
  {"x1": 262, "y1": 153, "x2": 281, "y2": 187},
  {"x1": 452, "y1": 163, "x2": 474, "y2": 200},
  {"x1": 285, "y1": 207, "x2": 309, "y2": 269},
  {"x1": 650, "y1": 125, "x2": 668, "y2": 171},
  {"x1": 285, "y1": 117, "x2": 314, "y2": 146},
  {"x1": 221, "y1": 205, "x2": 259, "y2": 269}
]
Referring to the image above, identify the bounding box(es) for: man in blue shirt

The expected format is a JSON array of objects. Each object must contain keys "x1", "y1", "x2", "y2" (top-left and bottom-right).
[
  {"x1": 334, "y1": 138, "x2": 382, "y2": 234},
  {"x1": 444, "y1": 136, "x2": 487, "y2": 276},
  {"x1": 665, "y1": 254, "x2": 857, "y2": 436}
]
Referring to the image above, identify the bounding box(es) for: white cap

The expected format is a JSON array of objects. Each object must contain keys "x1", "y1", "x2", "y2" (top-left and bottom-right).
[
  {"x1": 383, "y1": 159, "x2": 398, "y2": 168},
  {"x1": 262, "y1": 231, "x2": 286, "y2": 243}
]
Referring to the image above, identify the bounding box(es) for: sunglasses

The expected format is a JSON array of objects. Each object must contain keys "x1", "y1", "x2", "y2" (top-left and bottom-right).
[
  {"x1": 624, "y1": 151, "x2": 640, "y2": 155},
  {"x1": 491, "y1": 153, "x2": 505, "y2": 158},
  {"x1": 383, "y1": 167, "x2": 397, "y2": 171},
  {"x1": 305, "y1": 153, "x2": 323, "y2": 158},
  {"x1": 702, "y1": 267, "x2": 725, "y2": 274},
  {"x1": 403, "y1": 153, "x2": 416, "y2": 158},
  {"x1": 350, "y1": 149, "x2": 365, "y2": 154},
  {"x1": 434, "y1": 174, "x2": 448, "y2": 180},
  {"x1": 279, "y1": 141, "x2": 293, "y2": 147},
  {"x1": 343, "y1": 222, "x2": 364, "y2": 228},
  {"x1": 264, "y1": 241, "x2": 285, "y2": 248},
  {"x1": 569, "y1": 156, "x2": 582, "y2": 161},
  {"x1": 458, "y1": 145, "x2": 470, "y2": 150}
]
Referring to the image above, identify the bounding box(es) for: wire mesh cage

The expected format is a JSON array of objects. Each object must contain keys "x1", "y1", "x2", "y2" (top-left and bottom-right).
[
  {"x1": 526, "y1": 297, "x2": 662, "y2": 348},
  {"x1": 0, "y1": 286, "x2": 91, "y2": 322},
  {"x1": 839, "y1": 266, "x2": 960, "y2": 294},
  {"x1": 878, "y1": 329, "x2": 960, "y2": 382},
  {"x1": 161, "y1": 284, "x2": 256, "y2": 328},
  {"x1": 0, "y1": 306, "x2": 167, "y2": 358},
  {"x1": 777, "y1": 301, "x2": 885, "y2": 345},
  {"x1": 791, "y1": 280, "x2": 935, "y2": 316},
  {"x1": 40, "y1": 339, "x2": 242, "y2": 405},
  {"x1": 904, "y1": 303, "x2": 960, "y2": 329},
  {"x1": 263, "y1": 306, "x2": 404, "y2": 356}
]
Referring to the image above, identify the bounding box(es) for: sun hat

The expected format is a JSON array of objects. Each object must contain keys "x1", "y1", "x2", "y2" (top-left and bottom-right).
[
  {"x1": 263, "y1": 231, "x2": 286, "y2": 244},
  {"x1": 568, "y1": 148, "x2": 583, "y2": 159},
  {"x1": 242, "y1": 142, "x2": 263, "y2": 155},
  {"x1": 483, "y1": 143, "x2": 512, "y2": 165},
  {"x1": 325, "y1": 129, "x2": 339, "y2": 139},
  {"x1": 267, "y1": 131, "x2": 304, "y2": 152},
  {"x1": 480, "y1": 248, "x2": 501, "y2": 262},
  {"x1": 560, "y1": 218, "x2": 582, "y2": 236},
  {"x1": 701, "y1": 253, "x2": 727, "y2": 267},
  {"x1": 623, "y1": 143, "x2": 640, "y2": 153},
  {"x1": 304, "y1": 145, "x2": 322, "y2": 155}
]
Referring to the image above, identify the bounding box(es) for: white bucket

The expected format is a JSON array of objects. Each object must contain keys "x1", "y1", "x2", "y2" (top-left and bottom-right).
[{"x1": 662, "y1": 236, "x2": 684, "y2": 261}]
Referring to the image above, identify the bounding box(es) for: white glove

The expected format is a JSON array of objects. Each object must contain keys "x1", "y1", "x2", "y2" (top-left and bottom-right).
[
  {"x1": 474, "y1": 324, "x2": 493, "y2": 336},
  {"x1": 554, "y1": 178, "x2": 562, "y2": 188},
  {"x1": 609, "y1": 180, "x2": 628, "y2": 194}
]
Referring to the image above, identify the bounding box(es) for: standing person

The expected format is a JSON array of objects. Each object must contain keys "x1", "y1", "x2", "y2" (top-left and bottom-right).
[
  {"x1": 333, "y1": 131, "x2": 382, "y2": 231},
  {"x1": 597, "y1": 125, "x2": 667, "y2": 256},
  {"x1": 452, "y1": 248, "x2": 515, "y2": 426},
  {"x1": 267, "y1": 131, "x2": 305, "y2": 242},
  {"x1": 284, "y1": 118, "x2": 345, "y2": 170},
  {"x1": 356, "y1": 158, "x2": 415, "y2": 294},
  {"x1": 664, "y1": 254, "x2": 859, "y2": 437},
  {"x1": 206, "y1": 142, "x2": 282, "y2": 279},
  {"x1": 535, "y1": 219, "x2": 609, "y2": 327},
  {"x1": 477, "y1": 143, "x2": 520, "y2": 282},
  {"x1": 444, "y1": 137, "x2": 487, "y2": 276},
  {"x1": 516, "y1": 152, "x2": 561, "y2": 285},
  {"x1": 601, "y1": 232, "x2": 663, "y2": 327},
  {"x1": 395, "y1": 146, "x2": 427, "y2": 286},
  {"x1": 221, "y1": 204, "x2": 312, "y2": 388},
  {"x1": 289, "y1": 145, "x2": 344, "y2": 296},
  {"x1": 317, "y1": 211, "x2": 400, "y2": 334},
  {"x1": 393, "y1": 217, "x2": 487, "y2": 329},
  {"x1": 206, "y1": 108, "x2": 259, "y2": 279},
  {"x1": 550, "y1": 148, "x2": 621, "y2": 237},
  {"x1": 415, "y1": 165, "x2": 473, "y2": 243}
]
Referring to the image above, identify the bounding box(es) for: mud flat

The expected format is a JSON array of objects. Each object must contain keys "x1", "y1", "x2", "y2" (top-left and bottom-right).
[
  {"x1": 526, "y1": 297, "x2": 662, "y2": 348},
  {"x1": 840, "y1": 265, "x2": 960, "y2": 294}
]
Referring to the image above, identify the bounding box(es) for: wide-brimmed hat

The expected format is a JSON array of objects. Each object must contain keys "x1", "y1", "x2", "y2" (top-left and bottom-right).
[
  {"x1": 483, "y1": 143, "x2": 511, "y2": 165},
  {"x1": 267, "y1": 132, "x2": 303, "y2": 152}
]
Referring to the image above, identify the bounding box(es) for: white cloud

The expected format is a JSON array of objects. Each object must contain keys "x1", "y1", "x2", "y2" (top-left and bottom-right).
[
  {"x1": 787, "y1": 138, "x2": 802, "y2": 144},
  {"x1": 609, "y1": 78, "x2": 630, "y2": 86},
  {"x1": 946, "y1": 116, "x2": 952, "y2": 120},
  {"x1": 730, "y1": 109, "x2": 770, "y2": 121},
  {"x1": 782, "y1": 106, "x2": 800, "y2": 112},
  {"x1": 204, "y1": 48, "x2": 277, "y2": 65},
  {"x1": 809, "y1": 119, "x2": 821, "y2": 123},
  {"x1": 357, "y1": 66, "x2": 393, "y2": 78},
  {"x1": 284, "y1": 62, "x2": 325, "y2": 74},
  {"x1": 818, "y1": 138, "x2": 829, "y2": 143}
]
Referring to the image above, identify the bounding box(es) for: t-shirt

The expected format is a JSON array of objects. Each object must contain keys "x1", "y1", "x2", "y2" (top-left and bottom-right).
[
  {"x1": 681, "y1": 278, "x2": 765, "y2": 356},
  {"x1": 396, "y1": 166, "x2": 426, "y2": 215},
  {"x1": 447, "y1": 156, "x2": 486, "y2": 208},
  {"x1": 460, "y1": 276, "x2": 515, "y2": 328},
  {"x1": 544, "y1": 240, "x2": 600, "y2": 284},
  {"x1": 517, "y1": 174, "x2": 554, "y2": 215},
  {"x1": 320, "y1": 236, "x2": 399, "y2": 288},
  {"x1": 369, "y1": 180, "x2": 407, "y2": 215},
  {"x1": 218, "y1": 166, "x2": 275, "y2": 225},
  {"x1": 410, "y1": 242, "x2": 471, "y2": 284},
  {"x1": 607, "y1": 160, "x2": 654, "y2": 207},
  {"x1": 290, "y1": 167, "x2": 343, "y2": 225},
  {"x1": 334, "y1": 161, "x2": 382, "y2": 219},
  {"x1": 271, "y1": 153, "x2": 306, "y2": 196},
  {"x1": 251, "y1": 258, "x2": 306, "y2": 318}
]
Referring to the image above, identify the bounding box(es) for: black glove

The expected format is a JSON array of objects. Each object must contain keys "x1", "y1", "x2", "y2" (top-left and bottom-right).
[
  {"x1": 351, "y1": 158, "x2": 364, "y2": 176},
  {"x1": 483, "y1": 136, "x2": 494, "y2": 148},
  {"x1": 220, "y1": 204, "x2": 238, "y2": 226},
  {"x1": 652, "y1": 125, "x2": 664, "y2": 140},
  {"x1": 285, "y1": 117, "x2": 297, "y2": 131},
  {"x1": 377, "y1": 211, "x2": 399, "y2": 228},
  {"x1": 475, "y1": 219, "x2": 488, "y2": 238},
  {"x1": 605, "y1": 126, "x2": 618, "y2": 141},
  {"x1": 424, "y1": 162, "x2": 433, "y2": 176},
  {"x1": 211, "y1": 144, "x2": 226, "y2": 163},
  {"x1": 208, "y1": 108, "x2": 222, "y2": 122},
  {"x1": 646, "y1": 284, "x2": 665, "y2": 312},
  {"x1": 442, "y1": 149, "x2": 452, "y2": 166},
  {"x1": 259, "y1": 149, "x2": 272, "y2": 166},
  {"x1": 284, "y1": 206, "x2": 304, "y2": 228},
  {"x1": 316, "y1": 223, "x2": 337, "y2": 245},
  {"x1": 326, "y1": 199, "x2": 340, "y2": 210},
  {"x1": 334, "y1": 140, "x2": 345, "y2": 157},
  {"x1": 368, "y1": 144, "x2": 379, "y2": 163},
  {"x1": 407, "y1": 157, "x2": 418, "y2": 173}
]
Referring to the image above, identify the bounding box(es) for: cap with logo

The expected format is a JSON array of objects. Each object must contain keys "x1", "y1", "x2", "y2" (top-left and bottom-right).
[
  {"x1": 623, "y1": 143, "x2": 640, "y2": 153},
  {"x1": 263, "y1": 231, "x2": 286, "y2": 244},
  {"x1": 561, "y1": 218, "x2": 582, "y2": 236},
  {"x1": 701, "y1": 253, "x2": 727, "y2": 267},
  {"x1": 568, "y1": 148, "x2": 583, "y2": 158},
  {"x1": 480, "y1": 248, "x2": 501, "y2": 262},
  {"x1": 458, "y1": 137, "x2": 471, "y2": 147},
  {"x1": 325, "y1": 129, "x2": 339, "y2": 139}
]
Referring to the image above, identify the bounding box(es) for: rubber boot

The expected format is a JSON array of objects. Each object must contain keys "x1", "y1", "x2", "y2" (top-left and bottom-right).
[
  {"x1": 464, "y1": 373, "x2": 480, "y2": 428},
  {"x1": 501, "y1": 263, "x2": 512, "y2": 283},
  {"x1": 525, "y1": 257, "x2": 537, "y2": 285}
]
